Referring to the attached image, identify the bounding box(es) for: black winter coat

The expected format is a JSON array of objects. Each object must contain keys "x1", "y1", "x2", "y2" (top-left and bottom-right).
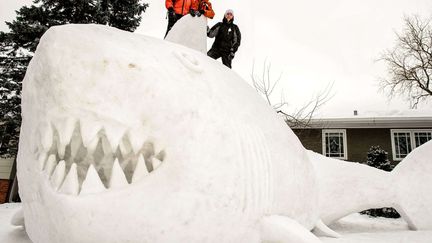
[{"x1": 208, "y1": 17, "x2": 241, "y2": 54}]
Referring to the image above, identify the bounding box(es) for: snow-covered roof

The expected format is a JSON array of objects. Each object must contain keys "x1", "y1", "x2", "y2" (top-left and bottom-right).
[{"x1": 297, "y1": 109, "x2": 432, "y2": 129}]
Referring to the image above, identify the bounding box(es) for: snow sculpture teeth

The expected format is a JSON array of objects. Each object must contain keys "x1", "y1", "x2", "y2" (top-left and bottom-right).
[
  {"x1": 104, "y1": 124, "x2": 127, "y2": 153},
  {"x1": 70, "y1": 129, "x2": 83, "y2": 159},
  {"x1": 44, "y1": 155, "x2": 57, "y2": 176},
  {"x1": 119, "y1": 137, "x2": 132, "y2": 157},
  {"x1": 80, "y1": 164, "x2": 106, "y2": 195},
  {"x1": 100, "y1": 134, "x2": 113, "y2": 155},
  {"x1": 87, "y1": 137, "x2": 100, "y2": 153},
  {"x1": 54, "y1": 118, "x2": 77, "y2": 159},
  {"x1": 152, "y1": 157, "x2": 162, "y2": 171},
  {"x1": 59, "y1": 163, "x2": 79, "y2": 196},
  {"x1": 50, "y1": 160, "x2": 66, "y2": 191},
  {"x1": 38, "y1": 153, "x2": 48, "y2": 171},
  {"x1": 109, "y1": 159, "x2": 128, "y2": 189},
  {"x1": 57, "y1": 144, "x2": 66, "y2": 160},
  {"x1": 129, "y1": 126, "x2": 149, "y2": 154},
  {"x1": 41, "y1": 123, "x2": 53, "y2": 151},
  {"x1": 131, "y1": 156, "x2": 149, "y2": 183},
  {"x1": 80, "y1": 119, "x2": 102, "y2": 150},
  {"x1": 155, "y1": 150, "x2": 166, "y2": 162},
  {"x1": 37, "y1": 120, "x2": 166, "y2": 195}
]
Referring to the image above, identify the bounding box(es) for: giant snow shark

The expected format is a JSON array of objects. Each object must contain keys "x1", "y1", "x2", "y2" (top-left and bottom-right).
[
  {"x1": 16, "y1": 23, "x2": 322, "y2": 243},
  {"x1": 14, "y1": 20, "x2": 432, "y2": 243}
]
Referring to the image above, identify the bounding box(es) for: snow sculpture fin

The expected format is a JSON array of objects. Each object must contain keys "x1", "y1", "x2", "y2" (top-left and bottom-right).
[
  {"x1": 312, "y1": 219, "x2": 341, "y2": 238},
  {"x1": 392, "y1": 140, "x2": 432, "y2": 230},
  {"x1": 260, "y1": 215, "x2": 321, "y2": 243},
  {"x1": 11, "y1": 208, "x2": 25, "y2": 227},
  {"x1": 165, "y1": 15, "x2": 207, "y2": 53}
]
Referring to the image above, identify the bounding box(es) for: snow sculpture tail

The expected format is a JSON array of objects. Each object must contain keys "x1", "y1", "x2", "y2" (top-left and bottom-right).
[
  {"x1": 165, "y1": 15, "x2": 207, "y2": 53},
  {"x1": 391, "y1": 140, "x2": 432, "y2": 230},
  {"x1": 310, "y1": 141, "x2": 432, "y2": 230}
]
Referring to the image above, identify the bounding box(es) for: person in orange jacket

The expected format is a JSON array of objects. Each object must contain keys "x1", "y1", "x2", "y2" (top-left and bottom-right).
[{"x1": 165, "y1": 0, "x2": 199, "y2": 38}]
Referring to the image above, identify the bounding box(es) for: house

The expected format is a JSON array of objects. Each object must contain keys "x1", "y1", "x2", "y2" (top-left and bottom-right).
[
  {"x1": 0, "y1": 157, "x2": 14, "y2": 203},
  {"x1": 292, "y1": 111, "x2": 432, "y2": 164}
]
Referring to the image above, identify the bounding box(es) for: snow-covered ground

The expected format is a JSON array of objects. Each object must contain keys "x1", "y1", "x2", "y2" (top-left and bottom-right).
[
  {"x1": 0, "y1": 204, "x2": 29, "y2": 243},
  {"x1": 321, "y1": 214, "x2": 432, "y2": 243},
  {"x1": 1, "y1": 203, "x2": 431, "y2": 243}
]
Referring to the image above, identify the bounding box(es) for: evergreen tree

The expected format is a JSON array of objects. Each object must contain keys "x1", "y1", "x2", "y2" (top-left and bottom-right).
[
  {"x1": 0, "y1": 34, "x2": 27, "y2": 157},
  {"x1": 105, "y1": 0, "x2": 148, "y2": 32},
  {"x1": 362, "y1": 145, "x2": 400, "y2": 218},
  {"x1": 366, "y1": 145, "x2": 393, "y2": 172},
  {"x1": 0, "y1": 0, "x2": 148, "y2": 158}
]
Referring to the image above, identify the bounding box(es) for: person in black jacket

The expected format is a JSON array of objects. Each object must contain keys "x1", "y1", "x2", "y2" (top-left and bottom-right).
[{"x1": 207, "y1": 9, "x2": 241, "y2": 68}]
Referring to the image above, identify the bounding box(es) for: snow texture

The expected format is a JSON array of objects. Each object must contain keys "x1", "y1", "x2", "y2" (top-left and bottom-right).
[
  {"x1": 17, "y1": 24, "x2": 319, "y2": 242},
  {"x1": 321, "y1": 213, "x2": 432, "y2": 243},
  {"x1": 165, "y1": 15, "x2": 208, "y2": 53}
]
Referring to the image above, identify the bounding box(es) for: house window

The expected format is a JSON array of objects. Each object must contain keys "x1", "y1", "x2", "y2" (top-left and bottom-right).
[
  {"x1": 322, "y1": 129, "x2": 347, "y2": 160},
  {"x1": 414, "y1": 132, "x2": 432, "y2": 147},
  {"x1": 391, "y1": 129, "x2": 432, "y2": 161}
]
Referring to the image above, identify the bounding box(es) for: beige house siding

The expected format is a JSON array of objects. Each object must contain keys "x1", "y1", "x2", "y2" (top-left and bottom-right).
[{"x1": 0, "y1": 158, "x2": 14, "y2": 180}]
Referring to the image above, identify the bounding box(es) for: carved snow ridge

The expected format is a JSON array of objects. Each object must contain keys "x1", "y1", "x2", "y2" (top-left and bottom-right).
[{"x1": 36, "y1": 118, "x2": 166, "y2": 196}]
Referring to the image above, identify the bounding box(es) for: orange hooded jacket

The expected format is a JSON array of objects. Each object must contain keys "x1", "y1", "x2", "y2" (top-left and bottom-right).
[
  {"x1": 198, "y1": 0, "x2": 215, "y2": 19},
  {"x1": 166, "y1": 0, "x2": 199, "y2": 16}
]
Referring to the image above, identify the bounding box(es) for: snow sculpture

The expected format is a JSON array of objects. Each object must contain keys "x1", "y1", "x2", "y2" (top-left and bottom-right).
[
  {"x1": 15, "y1": 20, "x2": 432, "y2": 242},
  {"x1": 309, "y1": 140, "x2": 432, "y2": 230},
  {"x1": 165, "y1": 15, "x2": 208, "y2": 53},
  {"x1": 392, "y1": 140, "x2": 432, "y2": 230},
  {"x1": 17, "y1": 24, "x2": 325, "y2": 243}
]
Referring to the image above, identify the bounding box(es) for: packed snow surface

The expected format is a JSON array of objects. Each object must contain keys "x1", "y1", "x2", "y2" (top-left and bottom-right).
[
  {"x1": 165, "y1": 15, "x2": 208, "y2": 53},
  {"x1": 2, "y1": 204, "x2": 432, "y2": 243}
]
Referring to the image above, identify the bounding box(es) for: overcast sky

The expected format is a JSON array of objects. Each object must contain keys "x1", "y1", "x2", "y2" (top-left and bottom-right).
[{"x1": 2, "y1": 0, "x2": 432, "y2": 117}]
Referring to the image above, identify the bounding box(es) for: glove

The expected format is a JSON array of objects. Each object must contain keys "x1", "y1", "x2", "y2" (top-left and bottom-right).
[
  {"x1": 167, "y1": 7, "x2": 175, "y2": 18},
  {"x1": 229, "y1": 52, "x2": 235, "y2": 60},
  {"x1": 190, "y1": 10, "x2": 196, "y2": 17},
  {"x1": 196, "y1": 10, "x2": 203, "y2": 17},
  {"x1": 199, "y1": 9, "x2": 205, "y2": 15}
]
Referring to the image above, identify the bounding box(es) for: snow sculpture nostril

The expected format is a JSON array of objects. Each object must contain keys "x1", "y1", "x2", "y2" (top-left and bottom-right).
[{"x1": 173, "y1": 51, "x2": 203, "y2": 73}]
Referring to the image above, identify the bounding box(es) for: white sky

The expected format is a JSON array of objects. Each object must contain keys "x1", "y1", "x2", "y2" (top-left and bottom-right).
[{"x1": 2, "y1": 0, "x2": 432, "y2": 117}]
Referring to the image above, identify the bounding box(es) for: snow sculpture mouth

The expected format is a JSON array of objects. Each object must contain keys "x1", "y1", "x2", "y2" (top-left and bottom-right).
[{"x1": 36, "y1": 119, "x2": 166, "y2": 196}]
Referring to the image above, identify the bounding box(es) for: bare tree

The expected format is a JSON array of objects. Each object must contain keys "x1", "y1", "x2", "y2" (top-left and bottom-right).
[
  {"x1": 251, "y1": 60, "x2": 333, "y2": 128},
  {"x1": 380, "y1": 15, "x2": 432, "y2": 108}
]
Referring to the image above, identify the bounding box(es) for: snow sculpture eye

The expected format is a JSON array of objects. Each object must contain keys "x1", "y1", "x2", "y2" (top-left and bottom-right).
[{"x1": 173, "y1": 51, "x2": 203, "y2": 73}]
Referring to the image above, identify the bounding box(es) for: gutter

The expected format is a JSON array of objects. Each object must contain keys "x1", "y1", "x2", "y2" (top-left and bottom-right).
[{"x1": 292, "y1": 116, "x2": 432, "y2": 129}]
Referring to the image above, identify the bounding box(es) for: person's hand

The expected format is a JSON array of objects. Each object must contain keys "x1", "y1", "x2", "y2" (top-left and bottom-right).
[
  {"x1": 229, "y1": 52, "x2": 235, "y2": 60},
  {"x1": 168, "y1": 7, "x2": 175, "y2": 18},
  {"x1": 190, "y1": 10, "x2": 196, "y2": 17}
]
